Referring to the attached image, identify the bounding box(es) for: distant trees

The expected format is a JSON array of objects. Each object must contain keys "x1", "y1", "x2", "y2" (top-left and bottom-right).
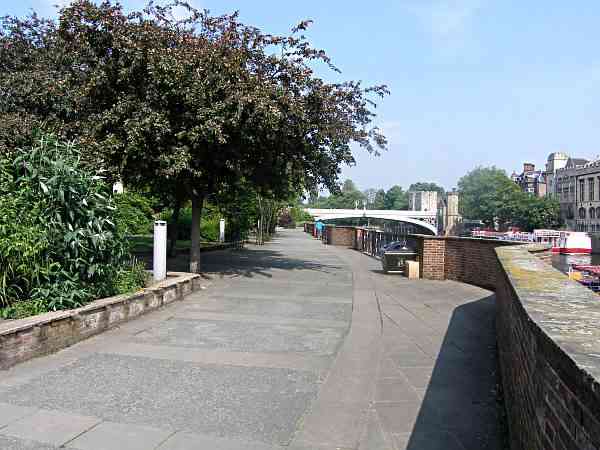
[
  {"x1": 458, "y1": 166, "x2": 561, "y2": 231},
  {"x1": 383, "y1": 185, "x2": 409, "y2": 210},
  {"x1": 309, "y1": 179, "x2": 437, "y2": 211},
  {"x1": 408, "y1": 182, "x2": 446, "y2": 199}
]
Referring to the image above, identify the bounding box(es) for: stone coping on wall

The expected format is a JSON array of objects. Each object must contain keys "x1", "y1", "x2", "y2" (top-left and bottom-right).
[
  {"x1": 0, "y1": 272, "x2": 203, "y2": 370},
  {"x1": 411, "y1": 233, "x2": 529, "y2": 244},
  {"x1": 496, "y1": 244, "x2": 600, "y2": 381}
]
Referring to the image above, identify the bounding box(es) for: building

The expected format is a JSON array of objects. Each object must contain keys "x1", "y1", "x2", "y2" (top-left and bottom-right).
[
  {"x1": 408, "y1": 191, "x2": 438, "y2": 214},
  {"x1": 437, "y1": 190, "x2": 461, "y2": 235},
  {"x1": 545, "y1": 152, "x2": 569, "y2": 197},
  {"x1": 552, "y1": 157, "x2": 600, "y2": 231},
  {"x1": 511, "y1": 163, "x2": 547, "y2": 197}
]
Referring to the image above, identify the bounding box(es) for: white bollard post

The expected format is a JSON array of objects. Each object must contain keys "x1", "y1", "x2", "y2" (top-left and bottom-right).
[
  {"x1": 153, "y1": 220, "x2": 167, "y2": 281},
  {"x1": 219, "y1": 218, "x2": 225, "y2": 243}
]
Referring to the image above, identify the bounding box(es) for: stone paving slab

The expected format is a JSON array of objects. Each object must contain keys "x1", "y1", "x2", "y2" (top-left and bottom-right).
[
  {"x1": 203, "y1": 292, "x2": 353, "y2": 304},
  {"x1": 1, "y1": 353, "x2": 319, "y2": 445},
  {"x1": 0, "y1": 402, "x2": 37, "y2": 429},
  {"x1": 157, "y1": 431, "x2": 282, "y2": 450},
  {"x1": 0, "y1": 409, "x2": 100, "y2": 447},
  {"x1": 171, "y1": 311, "x2": 349, "y2": 328},
  {"x1": 0, "y1": 436, "x2": 58, "y2": 450},
  {"x1": 100, "y1": 342, "x2": 332, "y2": 372},
  {"x1": 130, "y1": 318, "x2": 346, "y2": 355},
  {"x1": 180, "y1": 297, "x2": 352, "y2": 320},
  {"x1": 68, "y1": 421, "x2": 172, "y2": 450}
]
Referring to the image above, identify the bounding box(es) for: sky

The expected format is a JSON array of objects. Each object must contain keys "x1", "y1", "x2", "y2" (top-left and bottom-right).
[{"x1": 5, "y1": 1, "x2": 600, "y2": 192}]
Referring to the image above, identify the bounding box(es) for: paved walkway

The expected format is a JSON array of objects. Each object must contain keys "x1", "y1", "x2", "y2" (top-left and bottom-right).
[{"x1": 0, "y1": 229, "x2": 503, "y2": 449}]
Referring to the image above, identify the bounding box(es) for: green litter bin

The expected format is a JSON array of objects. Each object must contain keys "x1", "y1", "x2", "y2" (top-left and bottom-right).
[{"x1": 381, "y1": 246, "x2": 417, "y2": 273}]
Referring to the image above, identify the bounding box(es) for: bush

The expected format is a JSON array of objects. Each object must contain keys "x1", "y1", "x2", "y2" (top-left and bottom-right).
[
  {"x1": 160, "y1": 204, "x2": 221, "y2": 242},
  {"x1": 114, "y1": 191, "x2": 155, "y2": 235},
  {"x1": 0, "y1": 135, "x2": 147, "y2": 317}
]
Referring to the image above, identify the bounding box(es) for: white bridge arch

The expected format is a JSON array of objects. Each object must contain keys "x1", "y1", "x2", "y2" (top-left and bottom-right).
[{"x1": 304, "y1": 208, "x2": 438, "y2": 235}]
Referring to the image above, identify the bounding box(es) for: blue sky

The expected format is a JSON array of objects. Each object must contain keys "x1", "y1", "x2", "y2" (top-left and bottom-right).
[{"x1": 6, "y1": 1, "x2": 600, "y2": 192}]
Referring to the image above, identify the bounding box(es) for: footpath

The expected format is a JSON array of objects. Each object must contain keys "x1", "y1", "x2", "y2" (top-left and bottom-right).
[{"x1": 0, "y1": 229, "x2": 502, "y2": 449}]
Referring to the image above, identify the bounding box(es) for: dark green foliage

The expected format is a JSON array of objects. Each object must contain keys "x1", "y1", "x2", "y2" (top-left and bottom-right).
[
  {"x1": 408, "y1": 182, "x2": 446, "y2": 198},
  {"x1": 160, "y1": 205, "x2": 221, "y2": 242},
  {"x1": 114, "y1": 192, "x2": 155, "y2": 235},
  {"x1": 458, "y1": 166, "x2": 561, "y2": 231},
  {"x1": 289, "y1": 206, "x2": 313, "y2": 224},
  {"x1": 0, "y1": 135, "x2": 147, "y2": 317},
  {"x1": 310, "y1": 179, "x2": 366, "y2": 209},
  {"x1": 384, "y1": 185, "x2": 409, "y2": 210},
  {"x1": 113, "y1": 262, "x2": 149, "y2": 295}
]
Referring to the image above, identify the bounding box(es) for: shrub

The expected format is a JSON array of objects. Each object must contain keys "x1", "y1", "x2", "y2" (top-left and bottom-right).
[
  {"x1": 160, "y1": 204, "x2": 221, "y2": 242},
  {"x1": 0, "y1": 135, "x2": 147, "y2": 316},
  {"x1": 114, "y1": 191, "x2": 155, "y2": 235}
]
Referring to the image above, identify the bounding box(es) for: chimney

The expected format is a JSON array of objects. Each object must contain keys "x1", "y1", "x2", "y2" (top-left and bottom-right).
[{"x1": 523, "y1": 163, "x2": 535, "y2": 173}]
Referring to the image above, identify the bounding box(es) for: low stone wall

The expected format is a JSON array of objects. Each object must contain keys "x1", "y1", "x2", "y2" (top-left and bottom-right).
[
  {"x1": 496, "y1": 245, "x2": 600, "y2": 450},
  {"x1": 0, "y1": 272, "x2": 202, "y2": 370}
]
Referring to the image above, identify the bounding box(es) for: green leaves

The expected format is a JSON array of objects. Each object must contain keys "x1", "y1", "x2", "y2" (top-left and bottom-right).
[
  {"x1": 457, "y1": 166, "x2": 561, "y2": 231},
  {"x1": 0, "y1": 135, "x2": 146, "y2": 316}
]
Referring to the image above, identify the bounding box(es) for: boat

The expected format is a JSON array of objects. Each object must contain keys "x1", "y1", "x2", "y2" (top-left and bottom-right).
[
  {"x1": 551, "y1": 231, "x2": 592, "y2": 254},
  {"x1": 569, "y1": 265, "x2": 600, "y2": 292},
  {"x1": 471, "y1": 228, "x2": 591, "y2": 254}
]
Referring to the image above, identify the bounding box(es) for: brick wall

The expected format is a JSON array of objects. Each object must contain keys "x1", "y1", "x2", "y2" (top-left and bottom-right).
[
  {"x1": 495, "y1": 245, "x2": 600, "y2": 450},
  {"x1": 415, "y1": 235, "x2": 600, "y2": 449},
  {"x1": 416, "y1": 235, "x2": 517, "y2": 289},
  {"x1": 323, "y1": 226, "x2": 354, "y2": 247},
  {"x1": 304, "y1": 222, "x2": 315, "y2": 235}
]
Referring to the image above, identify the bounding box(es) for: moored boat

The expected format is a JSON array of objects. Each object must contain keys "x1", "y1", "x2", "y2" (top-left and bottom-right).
[
  {"x1": 569, "y1": 264, "x2": 600, "y2": 292},
  {"x1": 551, "y1": 231, "x2": 592, "y2": 254}
]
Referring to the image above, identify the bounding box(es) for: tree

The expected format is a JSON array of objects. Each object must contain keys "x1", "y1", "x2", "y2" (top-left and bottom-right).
[
  {"x1": 384, "y1": 185, "x2": 408, "y2": 210},
  {"x1": 1, "y1": 2, "x2": 389, "y2": 272},
  {"x1": 458, "y1": 167, "x2": 518, "y2": 226},
  {"x1": 372, "y1": 189, "x2": 386, "y2": 209},
  {"x1": 408, "y1": 182, "x2": 445, "y2": 198},
  {"x1": 511, "y1": 194, "x2": 562, "y2": 231},
  {"x1": 457, "y1": 166, "x2": 561, "y2": 230}
]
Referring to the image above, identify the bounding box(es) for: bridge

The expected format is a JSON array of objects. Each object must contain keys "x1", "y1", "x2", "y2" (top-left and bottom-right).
[{"x1": 304, "y1": 208, "x2": 438, "y2": 235}]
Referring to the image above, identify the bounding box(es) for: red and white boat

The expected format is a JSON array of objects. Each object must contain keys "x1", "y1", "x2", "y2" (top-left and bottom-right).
[{"x1": 551, "y1": 231, "x2": 592, "y2": 254}]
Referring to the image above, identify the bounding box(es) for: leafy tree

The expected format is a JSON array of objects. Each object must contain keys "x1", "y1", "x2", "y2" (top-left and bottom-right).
[
  {"x1": 408, "y1": 182, "x2": 446, "y2": 198},
  {"x1": 458, "y1": 166, "x2": 561, "y2": 230},
  {"x1": 458, "y1": 167, "x2": 518, "y2": 225},
  {"x1": 372, "y1": 189, "x2": 386, "y2": 209},
  {"x1": 114, "y1": 192, "x2": 155, "y2": 235},
  {"x1": 511, "y1": 194, "x2": 562, "y2": 231},
  {"x1": 1, "y1": 2, "x2": 389, "y2": 272},
  {"x1": 384, "y1": 185, "x2": 409, "y2": 210},
  {"x1": 313, "y1": 179, "x2": 366, "y2": 209}
]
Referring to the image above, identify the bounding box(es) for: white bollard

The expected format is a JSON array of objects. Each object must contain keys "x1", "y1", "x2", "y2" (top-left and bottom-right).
[
  {"x1": 219, "y1": 218, "x2": 225, "y2": 243},
  {"x1": 153, "y1": 220, "x2": 167, "y2": 281}
]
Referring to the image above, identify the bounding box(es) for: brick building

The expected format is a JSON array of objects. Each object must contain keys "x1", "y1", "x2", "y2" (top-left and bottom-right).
[{"x1": 511, "y1": 163, "x2": 547, "y2": 197}]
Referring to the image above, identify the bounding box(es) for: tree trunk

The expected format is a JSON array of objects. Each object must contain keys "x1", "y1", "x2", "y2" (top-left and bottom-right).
[
  {"x1": 168, "y1": 199, "x2": 181, "y2": 257},
  {"x1": 189, "y1": 193, "x2": 204, "y2": 273}
]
